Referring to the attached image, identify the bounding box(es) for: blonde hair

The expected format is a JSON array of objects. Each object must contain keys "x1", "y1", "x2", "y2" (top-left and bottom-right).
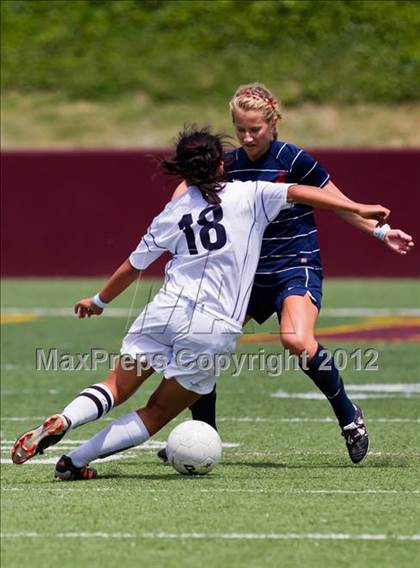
[{"x1": 229, "y1": 83, "x2": 282, "y2": 137}]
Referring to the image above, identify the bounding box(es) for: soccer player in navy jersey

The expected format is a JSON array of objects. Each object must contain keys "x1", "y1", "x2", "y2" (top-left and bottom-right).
[{"x1": 160, "y1": 83, "x2": 414, "y2": 465}]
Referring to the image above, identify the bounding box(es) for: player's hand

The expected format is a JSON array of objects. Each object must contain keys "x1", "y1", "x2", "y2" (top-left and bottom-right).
[
  {"x1": 357, "y1": 204, "x2": 390, "y2": 223},
  {"x1": 384, "y1": 229, "x2": 415, "y2": 255},
  {"x1": 74, "y1": 298, "x2": 103, "y2": 318}
]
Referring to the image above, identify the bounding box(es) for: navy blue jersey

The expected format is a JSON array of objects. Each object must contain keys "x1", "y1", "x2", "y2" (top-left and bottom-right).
[{"x1": 224, "y1": 140, "x2": 330, "y2": 286}]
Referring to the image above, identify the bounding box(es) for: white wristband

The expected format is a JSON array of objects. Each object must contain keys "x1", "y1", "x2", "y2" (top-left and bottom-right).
[
  {"x1": 373, "y1": 223, "x2": 391, "y2": 241},
  {"x1": 92, "y1": 293, "x2": 108, "y2": 309}
]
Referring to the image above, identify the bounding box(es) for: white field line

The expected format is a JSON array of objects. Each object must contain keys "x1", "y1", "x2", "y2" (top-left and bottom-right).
[
  {"x1": 0, "y1": 440, "x2": 240, "y2": 464},
  {"x1": 3, "y1": 389, "x2": 419, "y2": 398},
  {"x1": 2, "y1": 449, "x2": 420, "y2": 464},
  {"x1": 1, "y1": 416, "x2": 59, "y2": 421},
  {"x1": 228, "y1": 450, "x2": 420, "y2": 457},
  {"x1": 0, "y1": 454, "x2": 146, "y2": 465},
  {"x1": 7, "y1": 384, "x2": 419, "y2": 400},
  {"x1": 271, "y1": 383, "x2": 420, "y2": 401},
  {"x1": 1, "y1": 531, "x2": 419, "y2": 541},
  {"x1": 271, "y1": 385, "x2": 420, "y2": 400},
  {"x1": 218, "y1": 416, "x2": 420, "y2": 424},
  {"x1": 10, "y1": 392, "x2": 416, "y2": 400},
  {"x1": 1, "y1": 416, "x2": 419, "y2": 423},
  {"x1": 2, "y1": 487, "x2": 419, "y2": 495},
  {"x1": 1, "y1": 389, "x2": 156, "y2": 395},
  {"x1": 2, "y1": 308, "x2": 133, "y2": 318},
  {"x1": 270, "y1": 393, "x2": 419, "y2": 400},
  {"x1": 3, "y1": 307, "x2": 420, "y2": 318},
  {"x1": 0, "y1": 440, "x2": 239, "y2": 448},
  {"x1": 3, "y1": 392, "x2": 419, "y2": 399},
  {"x1": 0, "y1": 440, "x2": 161, "y2": 447},
  {"x1": 1, "y1": 389, "x2": 62, "y2": 396},
  {"x1": 0, "y1": 455, "x2": 135, "y2": 465},
  {"x1": 346, "y1": 383, "x2": 420, "y2": 393}
]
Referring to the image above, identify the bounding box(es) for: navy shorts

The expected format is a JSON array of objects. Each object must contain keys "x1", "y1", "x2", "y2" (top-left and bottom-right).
[{"x1": 247, "y1": 268, "x2": 323, "y2": 324}]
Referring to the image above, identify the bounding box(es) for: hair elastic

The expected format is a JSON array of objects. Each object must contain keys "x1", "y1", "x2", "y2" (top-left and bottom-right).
[{"x1": 238, "y1": 91, "x2": 274, "y2": 108}]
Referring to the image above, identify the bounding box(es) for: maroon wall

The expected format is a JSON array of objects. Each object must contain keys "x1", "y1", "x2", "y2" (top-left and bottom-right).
[
  {"x1": 314, "y1": 149, "x2": 419, "y2": 277},
  {"x1": 1, "y1": 149, "x2": 419, "y2": 277}
]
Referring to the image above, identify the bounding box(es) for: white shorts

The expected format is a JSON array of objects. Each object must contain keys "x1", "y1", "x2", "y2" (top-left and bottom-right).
[{"x1": 121, "y1": 292, "x2": 241, "y2": 395}]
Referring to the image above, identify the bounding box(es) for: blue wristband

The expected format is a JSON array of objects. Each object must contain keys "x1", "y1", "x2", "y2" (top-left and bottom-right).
[{"x1": 373, "y1": 223, "x2": 391, "y2": 241}]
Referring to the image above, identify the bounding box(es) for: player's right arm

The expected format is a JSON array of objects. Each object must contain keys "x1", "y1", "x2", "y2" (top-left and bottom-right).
[{"x1": 74, "y1": 259, "x2": 141, "y2": 318}]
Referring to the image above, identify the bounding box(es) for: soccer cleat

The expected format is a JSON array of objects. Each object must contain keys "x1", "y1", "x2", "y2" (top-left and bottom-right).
[
  {"x1": 157, "y1": 447, "x2": 168, "y2": 463},
  {"x1": 341, "y1": 404, "x2": 369, "y2": 464},
  {"x1": 55, "y1": 455, "x2": 97, "y2": 481},
  {"x1": 11, "y1": 414, "x2": 70, "y2": 465}
]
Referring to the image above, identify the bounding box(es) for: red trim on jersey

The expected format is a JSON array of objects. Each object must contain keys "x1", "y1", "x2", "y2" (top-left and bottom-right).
[{"x1": 275, "y1": 172, "x2": 287, "y2": 183}]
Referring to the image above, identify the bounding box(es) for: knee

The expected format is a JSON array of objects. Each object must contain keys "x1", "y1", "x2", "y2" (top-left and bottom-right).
[{"x1": 280, "y1": 332, "x2": 311, "y2": 356}]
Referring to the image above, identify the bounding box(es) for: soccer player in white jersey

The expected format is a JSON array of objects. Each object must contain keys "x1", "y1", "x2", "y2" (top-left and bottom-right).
[{"x1": 11, "y1": 127, "x2": 390, "y2": 480}]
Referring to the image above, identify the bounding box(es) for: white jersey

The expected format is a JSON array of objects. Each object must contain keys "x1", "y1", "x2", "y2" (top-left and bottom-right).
[{"x1": 129, "y1": 180, "x2": 293, "y2": 326}]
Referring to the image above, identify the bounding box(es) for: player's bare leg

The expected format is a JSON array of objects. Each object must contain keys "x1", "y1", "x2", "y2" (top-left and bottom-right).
[
  {"x1": 11, "y1": 359, "x2": 154, "y2": 464},
  {"x1": 280, "y1": 293, "x2": 369, "y2": 463},
  {"x1": 139, "y1": 377, "x2": 201, "y2": 435},
  {"x1": 55, "y1": 378, "x2": 201, "y2": 480},
  {"x1": 103, "y1": 359, "x2": 155, "y2": 406},
  {"x1": 279, "y1": 293, "x2": 318, "y2": 358}
]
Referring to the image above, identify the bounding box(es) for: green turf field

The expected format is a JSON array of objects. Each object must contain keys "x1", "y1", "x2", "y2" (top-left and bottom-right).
[{"x1": 1, "y1": 279, "x2": 419, "y2": 568}]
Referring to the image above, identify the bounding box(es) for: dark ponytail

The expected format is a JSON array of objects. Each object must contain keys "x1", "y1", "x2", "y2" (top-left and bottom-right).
[{"x1": 161, "y1": 126, "x2": 227, "y2": 204}]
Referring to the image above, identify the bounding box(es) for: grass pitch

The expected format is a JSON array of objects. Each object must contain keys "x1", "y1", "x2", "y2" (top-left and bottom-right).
[{"x1": 1, "y1": 278, "x2": 419, "y2": 568}]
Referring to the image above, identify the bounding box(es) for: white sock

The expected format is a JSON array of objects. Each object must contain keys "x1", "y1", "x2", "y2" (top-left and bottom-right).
[
  {"x1": 69, "y1": 411, "x2": 150, "y2": 467},
  {"x1": 62, "y1": 383, "x2": 114, "y2": 429}
]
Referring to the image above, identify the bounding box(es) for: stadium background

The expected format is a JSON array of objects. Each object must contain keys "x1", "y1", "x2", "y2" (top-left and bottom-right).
[
  {"x1": 2, "y1": 0, "x2": 420, "y2": 279},
  {"x1": 1, "y1": 2, "x2": 419, "y2": 568},
  {"x1": 2, "y1": 147, "x2": 420, "y2": 277}
]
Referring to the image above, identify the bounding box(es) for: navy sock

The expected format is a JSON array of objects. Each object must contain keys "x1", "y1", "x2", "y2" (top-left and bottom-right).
[
  {"x1": 189, "y1": 386, "x2": 217, "y2": 431},
  {"x1": 300, "y1": 344, "x2": 356, "y2": 427}
]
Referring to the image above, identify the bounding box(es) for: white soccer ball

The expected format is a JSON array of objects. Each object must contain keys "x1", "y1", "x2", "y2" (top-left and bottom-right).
[{"x1": 166, "y1": 420, "x2": 222, "y2": 475}]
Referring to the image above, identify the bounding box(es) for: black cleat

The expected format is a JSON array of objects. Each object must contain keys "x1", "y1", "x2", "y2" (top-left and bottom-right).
[
  {"x1": 55, "y1": 455, "x2": 97, "y2": 481},
  {"x1": 341, "y1": 404, "x2": 369, "y2": 464},
  {"x1": 157, "y1": 447, "x2": 168, "y2": 463},
  {"x1": 11, "y1": 414, "x2": 70, "y2": 464}
]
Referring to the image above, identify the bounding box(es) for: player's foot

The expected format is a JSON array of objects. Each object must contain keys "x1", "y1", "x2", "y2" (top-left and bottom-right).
[
  {"x1": 157, "y1": 447, "x2": 168, "y2": 463},
  {"x1": 55, "y1": 455, "x2": 97, "y2": 481},
  {"x1": 341, "y1": 404, "x2": 369, "y2": 464},
  {"x1": 11, "y1": 414, "x2": 70, "y2": 464}
]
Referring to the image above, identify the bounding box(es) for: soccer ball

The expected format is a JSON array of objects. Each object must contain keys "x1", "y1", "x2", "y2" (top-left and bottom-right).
[{"x1": 166, "y1": 420, "x2": 222, "y2": 475}]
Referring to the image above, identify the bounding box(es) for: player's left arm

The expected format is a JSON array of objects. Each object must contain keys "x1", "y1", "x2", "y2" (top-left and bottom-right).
[{"x1": 324, "y1": 180, "x2": 414, "y2": 255}]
